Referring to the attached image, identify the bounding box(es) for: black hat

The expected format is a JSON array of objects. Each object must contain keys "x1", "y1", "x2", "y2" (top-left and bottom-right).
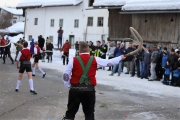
[
  {"x1": 171, "y1": 48, "x2": 175, "y2": 52},
  {"x1": 164, "y1": 47, "x2": 167, "y2": 50},
  {"x1": 96, "y1": 41, "x2": 101, "y2": 43}
]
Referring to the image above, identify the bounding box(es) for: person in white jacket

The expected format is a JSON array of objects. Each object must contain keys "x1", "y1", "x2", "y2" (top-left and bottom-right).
[{"x1": 107, "y1": 42, "x2": 116, "y2": 71}]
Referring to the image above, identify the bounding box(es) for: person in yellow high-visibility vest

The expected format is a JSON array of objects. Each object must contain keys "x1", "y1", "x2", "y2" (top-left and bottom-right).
[{"x1": 94, "y1": 41, "x2": 103, "y2": 58}]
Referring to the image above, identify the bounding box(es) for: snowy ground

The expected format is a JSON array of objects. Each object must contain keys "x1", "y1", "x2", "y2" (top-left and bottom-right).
[{"x1": 24, "y1": 50, "x2": 180, "y2": 98}]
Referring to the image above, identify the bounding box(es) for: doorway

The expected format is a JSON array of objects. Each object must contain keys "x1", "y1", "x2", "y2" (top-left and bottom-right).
[{"x1": 69, "y1": 35, "x2": 75, "y2": 49}]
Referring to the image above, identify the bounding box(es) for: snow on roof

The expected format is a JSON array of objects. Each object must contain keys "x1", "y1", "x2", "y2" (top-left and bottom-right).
[
  {"x1": 17, "y1": 0, "x2": 83, "y2": 8},
  {"x1": 93, "y1": 0, "x2": 126, "y2": 7},
  {"x1": 122, "y1": 0, "x2": 180, "y2": 11},
  {"x1": 0, "y1": 22, "x2": 24, "y2": 33},
  {"x1": 0, "y1": 6, "x2": 23, "y2": 15}
]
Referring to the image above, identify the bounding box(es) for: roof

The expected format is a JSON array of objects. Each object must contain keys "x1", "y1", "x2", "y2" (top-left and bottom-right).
[
  {"x1": 122, "y1": 0, "x2": 180, "y2": 11},
  {"x1": 0, "y1": 22, "x2": 24, "y2": 33},
  {"x1": 17, "y1": 0, "x2": 83, "y2": 8},
  {"x1": 93, "y1": 0, "x2": 126, "y2": 7},
  {"x1": 0, "y1": 6, "x2": 23, "y2": 15}
]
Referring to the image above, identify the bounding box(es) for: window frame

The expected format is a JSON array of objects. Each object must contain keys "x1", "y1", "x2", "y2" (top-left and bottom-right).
[
  {"x1": 13, "y1": 20, "x2": 17, "y2": 24},
  {"x1": 28, "y1": 35, "x2": 32, "y2": 41},
  {"x1": 50, "y1": 19, "x2": 55, "y2": 27},
  {"x1": 97, "y1": 17, "x2": 104, "y2": 27},
  {"x1": 59, "y1": 19, "x2": 63, "y2": 27},
  {"x1": 87, "y1": 17, "x2": 93, "y2": 27},
  {"x1": 74, "y1": 19, "x2": 79, "y2": 28},
  {"x1": 49, "y1": 36, "x2": 54, "y2": 43},
  {"x1": 34, "y1": 18, "x2": 38, "y2": 25}
]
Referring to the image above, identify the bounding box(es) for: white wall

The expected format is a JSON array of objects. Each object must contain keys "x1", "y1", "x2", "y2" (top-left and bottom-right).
[
  {"x1": 83, "y1": 0, "x2": 109, "y2": 44},
  {"x1": 25, "y1": 4, "x2": 84, "y2": 47},
  {"x1": 24, "y1": 0, "x2": 109, "y2": 47},
  {"x1": 43, "y1": 5, "x2": 84, "y2": 45}
]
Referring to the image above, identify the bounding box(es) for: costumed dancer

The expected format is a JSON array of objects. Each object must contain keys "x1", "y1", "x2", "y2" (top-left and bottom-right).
[
  {"x1": 3, "y1": 37, "x2": 14, "y2": 64},
  {"x1": 0, "y1": 36, "x2": 6, "y2": 58},
  {"x1": 62, "y1": 42, "x2": 126, "y2": 120},
  {"x1": 15, "y1": 42, "x2": 37, "y2": 95},
  {"x1": 14, "y1": 38, "x2": 23, "y2": 61},
  {"x1": 32, "y1": 41, "x2": 46, "y2": 78}
]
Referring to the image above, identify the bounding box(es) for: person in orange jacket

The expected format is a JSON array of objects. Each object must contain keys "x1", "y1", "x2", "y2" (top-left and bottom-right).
[{"x1": 60, "y1": 40, "x2": 71, "y2": 65}]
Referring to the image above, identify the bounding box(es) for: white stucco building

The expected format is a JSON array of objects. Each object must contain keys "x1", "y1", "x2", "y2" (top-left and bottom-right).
[{"x1": 16, "y1": 0, "x2": 109, "y2": 48}]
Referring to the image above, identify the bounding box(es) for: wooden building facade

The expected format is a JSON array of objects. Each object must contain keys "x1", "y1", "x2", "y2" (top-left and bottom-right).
[
  {"x1": 93, "y1": 0, "x2": 180, "y2": 50},
  {"x1": 130, "y1": 13, "x2": 180, "y2": 49},
  {"x1": 108, "y1": 9, "x2": 132, "y2": 40},
  {"x1": 108, "y1": 8, "x2": 180, "y2": 49}
]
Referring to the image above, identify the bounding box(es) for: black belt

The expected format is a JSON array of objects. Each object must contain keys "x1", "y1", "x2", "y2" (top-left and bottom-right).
[
  {"x1": 70, "y1": 84, "x2": 95, "y2": 91},
  {"x1": 21, "y1": 61, "x2": 31, "y2": 64}
]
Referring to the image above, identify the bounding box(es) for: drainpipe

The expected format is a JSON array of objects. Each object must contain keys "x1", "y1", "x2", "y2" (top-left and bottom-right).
[{"x1": 24, "y1": 10, "x2": 27, "y2": 37}]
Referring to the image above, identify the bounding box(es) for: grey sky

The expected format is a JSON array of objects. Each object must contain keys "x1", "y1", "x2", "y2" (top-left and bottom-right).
[{"x1": 0, "y1": 0, "x2": 23, "y2": 7}]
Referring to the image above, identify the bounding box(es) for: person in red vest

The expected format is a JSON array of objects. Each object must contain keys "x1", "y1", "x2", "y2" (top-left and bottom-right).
[
  {"x1": 62, "y1": 42, "x2": 126, "y2": 120},
  {"x1": 3, "y1": 37, "x2": 14, "y2": 64},
  {"x1": 32, "y1": 41, "x2": 46, "y2": 78},
  {"x1": 0, "y1": 35, "x2": 6, "y2": 58},
  {"x1": 15, "y1": 42, "x2": 37, "y2": 95}
]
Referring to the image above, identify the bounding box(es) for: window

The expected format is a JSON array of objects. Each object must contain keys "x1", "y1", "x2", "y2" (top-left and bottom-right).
[
  {"x1": 50, "y1": 19, "x2": 54, "y2": 27},
  {"x1": 87, "y1": 17, "x2": 93, "y2": 26},
  {"x1": 88, "y1": 0, "x2": 94, "y2": 7},
  {"x1": 74, "y1": 19, "x2": 79, "y2": 28},
  {"x1": 49, "y1": 36, "x2": 53, "y2": 43},
  {"x1": 28, "y1": 35, "x2": 32, "y2": 41},
  {"x1": 13, "y1": 20, "x2": 16, "y2": 24},
  {"x1": 59, "y1": 19, "x2": 63, "y2": 27},
  {"x1": 97, "y1": 17, "x2": 103, "y2": 27},
  {"x1": 34, "y1": 18, "x2": 38, "y2": 25}
]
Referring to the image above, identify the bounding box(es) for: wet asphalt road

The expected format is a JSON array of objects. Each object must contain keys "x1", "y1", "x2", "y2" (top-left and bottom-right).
[{"x1": 0, "y1": 58, "x2": 180, "y2": 120}]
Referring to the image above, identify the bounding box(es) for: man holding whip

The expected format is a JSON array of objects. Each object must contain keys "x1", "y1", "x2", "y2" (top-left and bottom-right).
[{"x1": 62, "y1": 27, "x2": 143, "y2": 120}]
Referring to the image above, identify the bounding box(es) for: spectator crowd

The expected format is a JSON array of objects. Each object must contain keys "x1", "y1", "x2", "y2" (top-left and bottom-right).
[{"x1": 79, "y1": 40, "x2": 180, "y2": 88}]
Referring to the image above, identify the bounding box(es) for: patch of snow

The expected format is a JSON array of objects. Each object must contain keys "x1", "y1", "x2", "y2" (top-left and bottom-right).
[
  {"x1": 1, "y1": 22, "x2": 24, "y2": 33},
  {"x1": 36, "y1": 50, "x2": 180, "y2": 98},
  {"x1": 122, "y1": 0, "x2": 180, "y2": 11},
  {"x1": 132, "y1": 111, "x2": 160, "y2": 120},
  {"x1": 8, "y1": 22, "x2": 24, "y2": 33},
  {"x1": 42, "y1": 0, "x2": 83, "y2": 7},
  {"x1": 93, "y1": 0, "x2": 126, "y2": 7},
  {"x1": 17, "y1": 0, "x2": 83, "y2": 8},
  {"x1": 0, "y1": 6, "x2": 23, "y2": 15}
]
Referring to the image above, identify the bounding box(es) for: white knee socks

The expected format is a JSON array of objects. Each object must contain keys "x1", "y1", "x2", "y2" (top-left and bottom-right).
[
  {"x1": 16, "y1": 80, "x2": 21, "y2": 89},
  {"x1": 32, "y1": 67, "x2": 36, "y2": 75},
  {"x1": 39, "y1": 68, "x2": 45, "y2": 74},
  {"x1": 29, "y1": 79, "x2": 34, "y2": 91}
]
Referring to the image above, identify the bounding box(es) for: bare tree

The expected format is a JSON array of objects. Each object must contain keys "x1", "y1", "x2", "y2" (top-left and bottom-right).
[{"x1": 0, "y1": 12, "x2": 12, "y2": 29}]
